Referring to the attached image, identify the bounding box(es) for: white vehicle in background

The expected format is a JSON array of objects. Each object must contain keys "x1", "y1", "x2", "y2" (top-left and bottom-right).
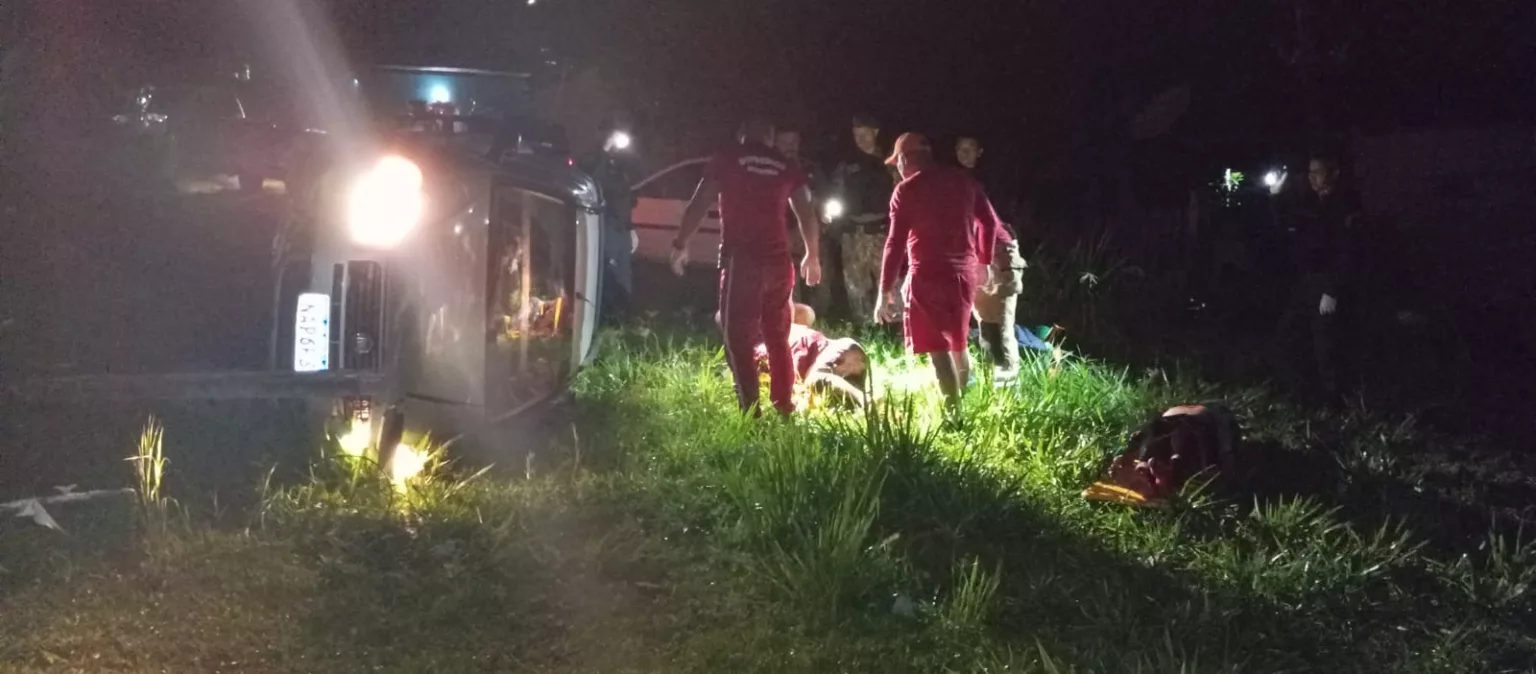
[{"x1": 629, "y1": 158, "x2": 720, "y2": 268}]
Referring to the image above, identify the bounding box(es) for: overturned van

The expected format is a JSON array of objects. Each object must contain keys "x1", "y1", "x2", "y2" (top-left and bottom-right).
[{"x1": 271, "y1": 65, "x2": 604, "y2": 461}]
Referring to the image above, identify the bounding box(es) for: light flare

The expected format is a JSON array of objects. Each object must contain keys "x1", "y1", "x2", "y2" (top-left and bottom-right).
[
  {"x1": 348, "y1": 155, "x2": 425, "y2": 247},
  {"x1": 337, "y1": 422, "x2": 372, "y2": 457},
  {"x1": 389, "y1": 443, "x2": 431, "y2": 489}
]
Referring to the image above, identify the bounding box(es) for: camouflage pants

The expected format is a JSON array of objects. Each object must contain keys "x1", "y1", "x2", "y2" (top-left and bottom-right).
[
  {"x1": 840, "y1": 230, "x2": 887, "y2": 324},
  {"x1": 974, "y1": 239, "x2": 1026, "y2": 371}
]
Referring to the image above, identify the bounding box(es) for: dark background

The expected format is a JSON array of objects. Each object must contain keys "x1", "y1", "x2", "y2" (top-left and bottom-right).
[
  {"x1": 8, "y1": 0, "x2": 1535, "y2": 160},
  {"x1": 3, "y1": 0, "x2": 1535, "y2": 452}
]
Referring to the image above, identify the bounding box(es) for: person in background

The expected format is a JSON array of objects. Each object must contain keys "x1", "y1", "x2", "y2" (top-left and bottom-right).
[
  {"x1": 673, "y1": 118, "x2": 821, "y2": 417},
  {"x1": 1275, "y1": 152, "x2": 1361, "y2": 405},
  {"x1": 579, "y1": 118, "x2": 640, "y2": 321},
  {"x1": 956, "y1": 135, "x2": 1027, "y2": 380},
  {"x1": 876, "y1": 133, "x2": 1001, "y2": 412},
  {"x1": 955, "y1": 134, "x2": 1022, "y2": 225},
  {"x1": 829, "y1": 114, "x2": 897, "y2": 324},
  {"x1": 955, "y1": 135, "x2": 984, "y2": 172},
  {"x1": 776, "y1": 127, "x2": 830, "y2": 310},
  {"x1": 774, "y1": 127, "x2": 825, "y2": 191}
]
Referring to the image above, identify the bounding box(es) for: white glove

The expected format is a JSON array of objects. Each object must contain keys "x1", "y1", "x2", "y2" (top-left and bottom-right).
[
  {"x1": 1319, "y1": 294, "x2": 1337, "y2": 315},
  {"x1": 630, "y1": 230, "x2": 639, "y2": 253}
]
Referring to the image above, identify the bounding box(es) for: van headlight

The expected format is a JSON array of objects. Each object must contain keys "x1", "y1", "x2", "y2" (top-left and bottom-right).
[{"x1": 348, "y1": 155, "x2": 424, "y2": 248}]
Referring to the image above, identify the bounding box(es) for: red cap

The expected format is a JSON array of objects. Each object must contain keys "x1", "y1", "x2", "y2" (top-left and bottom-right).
[{"x1": 885, "y1": 132, "x2": 931, "y2": 166}]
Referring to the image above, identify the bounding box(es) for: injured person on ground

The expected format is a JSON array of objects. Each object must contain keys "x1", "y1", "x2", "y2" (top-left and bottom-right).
[{"x1": 717, "y1": 303, "x2": 871, "y2": 410}]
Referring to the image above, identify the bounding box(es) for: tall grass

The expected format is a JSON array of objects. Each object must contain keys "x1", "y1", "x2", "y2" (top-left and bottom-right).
[
  {"x1": 11, "y1": 325, "x2": 1536, "y2": 673},
  {"x1": 568, "y1": 328, "x2": 1536, "y2": 672},
  {"x1": 126, "y1": 415, "x2": 169, "y2": 532}
]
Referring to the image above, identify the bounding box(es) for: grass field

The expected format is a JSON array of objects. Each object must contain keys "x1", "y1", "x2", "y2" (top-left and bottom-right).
[{"x1": 3, "y1": 324, "x2": 1535, "y2": 673}]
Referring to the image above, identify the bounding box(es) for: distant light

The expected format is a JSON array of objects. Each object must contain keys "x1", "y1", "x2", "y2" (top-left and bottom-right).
[
  {"x1": 609, "y1": 130, "x2": 632, "y2": 151},
  {"x1": 1263, "y1": 171, "x2": 1281, "y2": 188},
  {"x1": 526, "y1": 0, "x2": 536, "y2": 5},
  {"x1": 351, "y1": 78, "x2": 359, "y2": 87},
  {"x1": 1221, "y1": 168, "x2": 1244, "y2": 192},
  {"x1": 823, "y1": 198, "x2": 846, "y2": 221},
  {"x1": 428, "y1": 84, "x2": 452, "y2": 104}
]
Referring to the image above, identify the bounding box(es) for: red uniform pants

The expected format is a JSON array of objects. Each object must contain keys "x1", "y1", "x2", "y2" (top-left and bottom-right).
[
  {"x1": 903, "y1": 264, "x2": 979, "y2": 354},
  {"x1": 719, "y1": 254, "x2": 796, "y2": 414}
]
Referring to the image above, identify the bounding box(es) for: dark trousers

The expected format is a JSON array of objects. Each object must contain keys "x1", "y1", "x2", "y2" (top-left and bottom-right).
[
  {"x1": 797, "y1": 232, "x2": 846, "y2": 319},
  {"x1": 1274, "y1": 278, "x2": 1352, "y2": 401},
  {"x1": 600, "y1": 226, "x2": 634, "y2": 322}
]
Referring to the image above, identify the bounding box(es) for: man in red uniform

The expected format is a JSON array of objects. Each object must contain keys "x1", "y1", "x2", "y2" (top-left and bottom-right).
[
  {"x1": 875, "y1": 133, "x2": 1004, "y2": 408},
  {"x1": 673, "y1": 119, "x2": 821, "y2": 416}
]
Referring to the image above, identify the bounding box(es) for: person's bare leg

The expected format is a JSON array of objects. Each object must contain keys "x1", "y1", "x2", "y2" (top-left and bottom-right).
[
  {"x1": 930, "y1": 351, "x2": 962, "y2": 408},
  {"x1": 952, "y1": 349, "x2": 972, "y2": 390}
]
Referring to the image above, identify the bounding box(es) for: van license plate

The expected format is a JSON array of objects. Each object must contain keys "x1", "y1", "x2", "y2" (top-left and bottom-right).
[{"x1": 294, "y1": 293, "x2": 331, "y2": 372}]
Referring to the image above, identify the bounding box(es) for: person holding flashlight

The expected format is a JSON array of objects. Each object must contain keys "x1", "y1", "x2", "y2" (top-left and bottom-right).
[
  {"x1": 877, "y1": 133, "x2": 1001, "y2": 411},
  {"x1": 580, "y1": 120, "x2": 640, "y2": 321},
  {"x1": 672, "y1": 119, "x2": 822, "y2": 417},
  {"x1": 829, "y1": 114, "x2": 897, "y2": 324}
]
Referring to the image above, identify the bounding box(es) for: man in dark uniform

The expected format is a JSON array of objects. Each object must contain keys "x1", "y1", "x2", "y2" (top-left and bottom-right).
[
  {"x1": 829, "y1": 114, "x2": 897, "y2": 324},
  {"x1": 579, "y1": 122, "x2": 640, "y2": 321},
  {"x1": 672, "y1": 118, "x2": 822, "y2": 417},
  {"x1": 1276, "y1": 152, "x2": 1361, "y2": 404}
]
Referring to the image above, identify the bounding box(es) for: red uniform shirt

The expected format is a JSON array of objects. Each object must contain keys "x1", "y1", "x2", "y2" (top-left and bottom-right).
[
  {"x1": 754, "y1": 324, "x2": 830, "y2": 381},
  {"x1": 704, "y1": 142, "x2": 807, "y2": 260},
  {"x1": 880, "y1": 164, "x2": 1001, "y2": 293}
]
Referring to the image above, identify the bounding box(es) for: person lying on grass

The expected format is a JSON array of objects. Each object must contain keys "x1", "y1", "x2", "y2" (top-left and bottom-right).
[
  {"x1": 1083, "y1": 403, "x2": 1241, "y2": 507},
  {"x1": 715, "y1": 303, "x2": 871, "y2": 410}
]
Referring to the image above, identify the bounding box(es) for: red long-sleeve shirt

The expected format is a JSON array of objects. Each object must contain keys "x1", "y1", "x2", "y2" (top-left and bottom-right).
[{"x1": 879, "y1": 164, "x2": 1003, "y2": 293}]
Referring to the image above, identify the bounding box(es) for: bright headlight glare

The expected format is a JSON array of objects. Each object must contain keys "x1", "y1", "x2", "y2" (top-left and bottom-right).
[
  {"x1": 1263, "y1": 171, "x2": 1281, "y2": 187},
  {"x1": 823, "y1": 198, "x2": 846, "y2": 221},
  {"x1": 609, "y1": 131, "x2": 632, "y2": 150},
  {"x1": 348, "y1": 155, "x2": 424, "y2": 248}
]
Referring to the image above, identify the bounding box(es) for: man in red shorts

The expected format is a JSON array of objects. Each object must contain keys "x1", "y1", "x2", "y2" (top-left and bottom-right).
[
  {"x1": 875, "y1": 132, "x2": 1004, "y2": 408},
  {"x1": 673, "y1": 119, "x2": 822, "y2": 416}
]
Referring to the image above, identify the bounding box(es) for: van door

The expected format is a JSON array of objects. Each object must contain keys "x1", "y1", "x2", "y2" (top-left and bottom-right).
[{"x1": 484, "y1": 186, "x2": 578, "y2": 419}]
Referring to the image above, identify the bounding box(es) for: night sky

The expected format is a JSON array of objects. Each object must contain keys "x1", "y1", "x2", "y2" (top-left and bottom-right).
[{"x1": 8, "y1": 0, "x2": 1536, "y2": 168}]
